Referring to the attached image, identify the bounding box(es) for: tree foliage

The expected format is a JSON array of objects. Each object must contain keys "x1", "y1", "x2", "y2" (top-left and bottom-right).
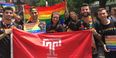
[{"x1": 30, "y1": 0, "x2": 111, "y2": 12}]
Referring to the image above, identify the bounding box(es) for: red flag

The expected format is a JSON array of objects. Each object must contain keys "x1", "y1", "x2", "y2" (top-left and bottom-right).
[{"x1": 13, "y1": 28, "x2": 92, "y2": 58}]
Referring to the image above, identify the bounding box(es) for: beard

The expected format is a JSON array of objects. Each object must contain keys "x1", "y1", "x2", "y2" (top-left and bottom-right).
[
  {"x1": 81, "y1": 12, "x2": 91, "y2": 17},
  {"x1": 5, "y1": 17, "x2": 12, "y2": 20}
]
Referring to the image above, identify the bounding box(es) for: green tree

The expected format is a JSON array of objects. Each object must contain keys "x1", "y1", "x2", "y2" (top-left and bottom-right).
[
  {"x1": 30, "y1": 0, "x2": 112, "y2": 11},
  {"x1": 38, "y1": 0, "x2": 46, "y2": 6},
  {"x1": 66, "y1": 0, "x2": 111, "y2": 12},
  {"x1": 47, "y1": 0, "x2": 63, "y2": 6}
]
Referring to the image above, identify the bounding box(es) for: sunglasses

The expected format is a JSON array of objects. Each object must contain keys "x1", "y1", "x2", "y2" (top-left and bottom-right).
[{"x1": 31, "y1": 12, "x2": 38, "y2": 14}]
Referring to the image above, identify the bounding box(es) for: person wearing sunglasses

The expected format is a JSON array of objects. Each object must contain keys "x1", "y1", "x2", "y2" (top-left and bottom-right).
[{"x1": 27, "y1": 7, "x2": 39, "y2": 23}]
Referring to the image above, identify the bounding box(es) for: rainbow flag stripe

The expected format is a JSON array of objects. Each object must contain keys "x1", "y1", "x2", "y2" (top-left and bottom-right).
[
  {"x1": 24, "y1": 2, "x2": 66, "y2": 24},
  {"x1": 23, "y1": 22, "x2": 46, "y2": 33},
  {"x1": 105, "y1": 36, "x2": 116, "y2": 51}
]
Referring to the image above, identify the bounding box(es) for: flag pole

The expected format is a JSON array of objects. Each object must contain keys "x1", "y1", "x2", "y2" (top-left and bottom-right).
[
  {"x1": 11, "y1": 30, "x2": 13, "y2": 58},
  {"x1": 64, "y1": 0, "x2": 68, "y2": 14}
]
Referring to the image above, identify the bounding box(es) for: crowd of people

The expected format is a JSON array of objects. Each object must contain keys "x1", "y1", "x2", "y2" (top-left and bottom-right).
[{"x1": 0, "y1": 3, "x2": 116, "y2": 58}]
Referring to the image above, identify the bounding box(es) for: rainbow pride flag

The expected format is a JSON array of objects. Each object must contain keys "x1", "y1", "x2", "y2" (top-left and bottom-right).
[
  {"x1": 24, "y1": 2, "x2": 66, "y2": 24},
  {"x1": 105, "y1": 36, "x2": 116, "y2": 51},
  {"x1": 24, "y1": 21, "x2": 46, "y2": 33}
]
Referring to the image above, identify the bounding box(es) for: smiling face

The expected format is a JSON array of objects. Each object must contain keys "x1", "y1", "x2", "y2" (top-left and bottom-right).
[
  {"x1": 52, "y1": 13, "x2": 60, "y2": 24},
  {"x1": 3, "y1": 10, "x2": 14, "y2": 19},
  {"x1": 30, "y1": 8, "x2": 38, "y2": 20},
  {"x1": 97, "y1": 9, "x2": 108, "y2": 21},
  {"x1": 80, "y1": 6, "x2": 91, "y2": 17},
  {"x1": 69, "y1": 11, "x2": 77, "y2": 20}
]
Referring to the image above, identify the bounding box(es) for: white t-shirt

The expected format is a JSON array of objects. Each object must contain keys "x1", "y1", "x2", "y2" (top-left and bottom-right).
[{"x1": 110, "y1": 16, "x2": 116, "y2": 22}]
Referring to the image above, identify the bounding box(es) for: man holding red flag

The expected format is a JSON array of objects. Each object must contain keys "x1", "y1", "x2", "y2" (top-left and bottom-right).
[{"x1": 76, "y1": 3, "x2": 102, "y2": 58}]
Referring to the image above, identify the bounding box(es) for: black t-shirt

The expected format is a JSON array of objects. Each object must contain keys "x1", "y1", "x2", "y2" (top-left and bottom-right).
[
  {"x1": 0, "y1": 21, "x2": 13, "y2": 58},
  {"x1": 95, "y1": 20, "x2": 116, "y2": 36},
  {"x1": 94, "y1": 20, "x2": 116, "y2": 43},
  {"x1": 46, "y1": 23, "x2": 65, "y2": 33},
  {"x1": 67, "y1": 19, "x2": 79, "y2": 31}
]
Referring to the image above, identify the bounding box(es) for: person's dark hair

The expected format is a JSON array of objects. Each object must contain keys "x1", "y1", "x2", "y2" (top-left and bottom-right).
[
  {"x1": 96, "y1": 8, "x2": 109, "y2": 16},
  {"x1": 97, "y1": 8, "x2": 106, "y2": 12},
  {"x1": 97, "y1": 8, "x2": 108, "y2": 16},
  {"x1": 69, "y1": 9, "x2": 75, "y2": 13},
  {"x1": 80, "y1": 3, "x2": 90, "y2": 8},
  {"x1": 79, "y1": 3, "x2": 90, "y2": 11},
  {"x1": 3, "y1": 7, "x2": 13, "y2": 12}
]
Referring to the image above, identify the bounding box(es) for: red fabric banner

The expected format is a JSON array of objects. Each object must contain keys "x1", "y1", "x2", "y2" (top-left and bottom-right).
[{"x1": 13, "y1": 28, "x2": 92, "y2": 58}]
